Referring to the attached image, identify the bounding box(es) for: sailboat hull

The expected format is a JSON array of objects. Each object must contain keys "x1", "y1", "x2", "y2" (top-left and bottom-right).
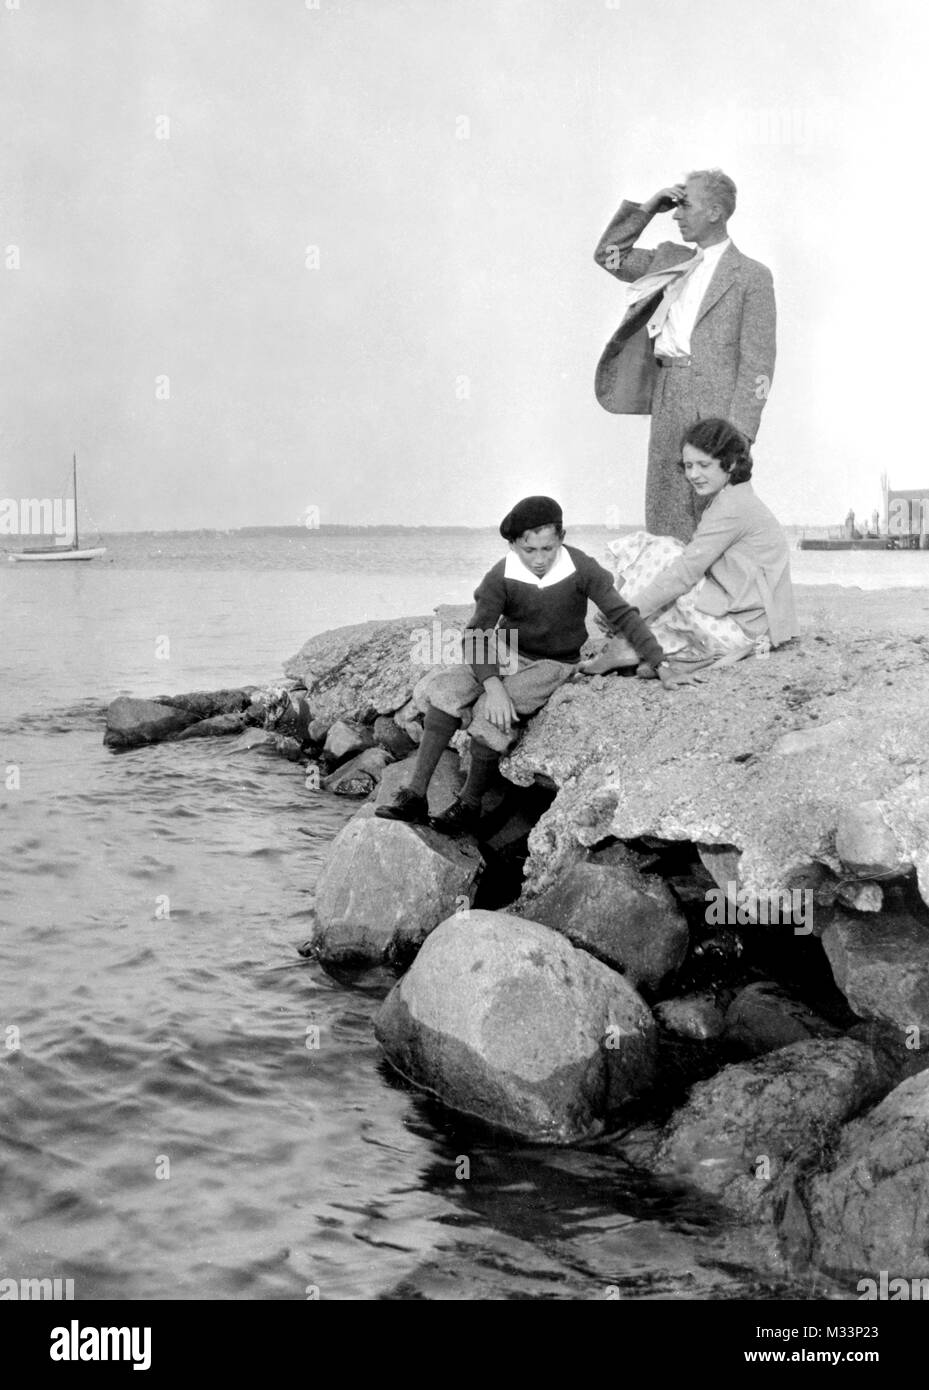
[{"x1": 8, "y1": 547, "x2": 107, "y2": 562}]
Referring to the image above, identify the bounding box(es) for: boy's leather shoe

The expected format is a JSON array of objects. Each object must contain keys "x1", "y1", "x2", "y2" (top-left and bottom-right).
[
  {"x1": 429, "y1": 798, "x2": 482, "y2": 838},
  {"x1": 375, "y1": 787, "x2": 429, "y2": 824}
]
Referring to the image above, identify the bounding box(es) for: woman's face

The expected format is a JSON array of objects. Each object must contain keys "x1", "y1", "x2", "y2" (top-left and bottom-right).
[
  {"x1": 682, "y1": 444, "x2": 730, "y2": 499},
  {"x1": 511, "y1": 524, "x2": 561, "y2": 578}
]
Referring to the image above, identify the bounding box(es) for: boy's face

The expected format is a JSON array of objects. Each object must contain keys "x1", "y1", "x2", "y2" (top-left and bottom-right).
[{"x1": 511, "y1": 524, "x2": 562, "y2": 578}]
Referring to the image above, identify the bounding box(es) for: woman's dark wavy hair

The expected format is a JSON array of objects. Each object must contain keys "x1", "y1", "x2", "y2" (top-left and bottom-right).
[{"x1": 679, "y1": 417, "x2": 753, "y2": 484}]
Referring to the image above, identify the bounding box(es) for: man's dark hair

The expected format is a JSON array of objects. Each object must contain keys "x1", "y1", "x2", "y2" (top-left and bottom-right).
[{"x1": 681, "y1": 417, "x2": 753, "y2": 484}]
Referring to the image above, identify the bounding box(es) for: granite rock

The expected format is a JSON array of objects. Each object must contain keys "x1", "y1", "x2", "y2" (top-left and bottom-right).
[
  {"x1": 651, "y1": 1038, "x2": 885, "y2": 1221},
  {"x1": 322, "y1": 746, "x2": 393, "y2": 796},
  {"x1": 174, "y1": 711, "x2": 250, "y2": 740},
  {"x1": 524, "y1": 856, "x2": 689, "y2": 992},
  {"x1": 806, "y1": 1069, "x2": 929, "y2": 1275},
  {"x1": 154, "y1": 688, "x2": 255, "y2": 720},
  {"x1": 836, "y1": 799, "x2": 908, "y2": 880},
  {"x1": 723, "y1": 981, "x2": 843, "y2": 1056},
  {"x1": 284, "y1": 607, "x2": 472, "y2": 725},
  {"x1": 500, "y1": 596, "x2": 929, "y2": 909},
  {"x1": 324, "y1": 719, "x2": 374, "y2": 763},
  {"x1": 372, "y1": 714, "x2": 417, "y2": 759},
  {"x1": 654, "y1": 994, "x2": 726, "y2": 1040},
  {"x1": 104, "y1": 697, "x2": 199, "y2": 750},
  {"x1": 822, "y1": 908, "x2": 929, "y2": 1034},
  {"x1": 370, "y1": 750, "x2": 464, "y2": 821},
  {"x1": 313, "y1": 815, "x2": 482, "y2": 966},
  {"x1": 375, "y1": 910, "x2": 658, "y2": 1143},
  {"x1": 836, "y1": 881, "x2": 884, "y2": 913}
]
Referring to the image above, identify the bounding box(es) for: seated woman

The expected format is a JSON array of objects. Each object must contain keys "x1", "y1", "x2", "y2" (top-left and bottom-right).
[{"x1": 585, "y1": 417, "x2": 798, "y2": 675}]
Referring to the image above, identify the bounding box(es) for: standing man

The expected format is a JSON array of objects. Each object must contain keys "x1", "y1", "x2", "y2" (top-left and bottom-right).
[{"x1": 594, "y1": 170, "x2": 776, "y2": 542}]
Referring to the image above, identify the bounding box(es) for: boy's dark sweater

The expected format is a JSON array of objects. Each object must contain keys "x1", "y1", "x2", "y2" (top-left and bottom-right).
[{"x1": 464, "y1": 544, "x2": 665, "y2": 680}]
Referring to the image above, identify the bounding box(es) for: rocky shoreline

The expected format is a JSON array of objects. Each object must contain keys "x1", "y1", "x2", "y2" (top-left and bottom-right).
[{"x1": 104, "y1": 582, "x2": 929, "y2": 1285}]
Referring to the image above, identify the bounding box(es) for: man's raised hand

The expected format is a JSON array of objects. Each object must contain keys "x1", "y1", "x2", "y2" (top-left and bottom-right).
[{"x1": 643, "y1": 185, "x2": 685, "y2": 216}]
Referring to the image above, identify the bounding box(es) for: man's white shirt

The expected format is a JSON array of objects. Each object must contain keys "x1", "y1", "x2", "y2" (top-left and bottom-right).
[{"x1": 653, "y1": 238, "x2": 730, "y2": 358}]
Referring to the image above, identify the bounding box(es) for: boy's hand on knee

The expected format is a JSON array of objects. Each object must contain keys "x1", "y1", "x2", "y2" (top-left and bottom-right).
[{"x1": 483, "y1": 682, "x2": 519, "y2": 733}]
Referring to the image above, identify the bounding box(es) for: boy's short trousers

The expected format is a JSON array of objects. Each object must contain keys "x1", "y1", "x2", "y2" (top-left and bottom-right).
[{"x1": 415, "y1": 652, "x2": 577, "y2": 753}]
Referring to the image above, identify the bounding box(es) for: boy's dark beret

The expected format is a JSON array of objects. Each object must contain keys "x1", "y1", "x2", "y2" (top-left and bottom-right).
[{"x1": 499, "y1": 496, "x2": 564, "y2": 542}]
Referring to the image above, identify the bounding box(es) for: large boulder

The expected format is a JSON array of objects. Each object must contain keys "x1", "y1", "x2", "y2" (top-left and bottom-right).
[
  {"x1": 524, "y1": 851, "x2": 688, "y2": 992},
  {"x1": 283, "y1": 606, "x2": 471, "y2": 725},
  {"x1": 500, "y1": 591, "x2": 929, "y2": 909},
  {"x1": 312, "y1": 816, "x2": 482, "y2": 966},
  {"x1": 103, "y1": 697, "x2": 199, "y2": 749},
  {"x1": 822, "y1": 908, "x2": 929, "y2": 1034},
  {"x1": 375, "y1": 910, "x2": 657, "y2": 1143},
  {"x1": 371, "y1": 750, "x2": 464, "y2": 820},
  {"x1": 807, "y1": 1070, "x2": 929, "y2": 1275},
  {"x1": 650, "y1": 1038, "x2": 885, "y2": 1221}
]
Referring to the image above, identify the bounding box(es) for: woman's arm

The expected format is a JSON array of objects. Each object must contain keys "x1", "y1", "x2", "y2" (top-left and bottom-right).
[
  {"x1": 584, "y1": 558, "x2": 666, "y2": 667},
  {"x1": 632, "y1": 494, "x2": 746, "y2": 618}
]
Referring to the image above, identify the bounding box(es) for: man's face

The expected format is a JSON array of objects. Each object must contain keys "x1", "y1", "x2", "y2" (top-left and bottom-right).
[{"x1": 673, "y1": 178, "x2": 718, "y2": 245}]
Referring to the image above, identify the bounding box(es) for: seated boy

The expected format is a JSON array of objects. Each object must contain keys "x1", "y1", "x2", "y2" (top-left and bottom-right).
[{"x1": 376, "y1": 495, "x2": 671, "y2": 836}]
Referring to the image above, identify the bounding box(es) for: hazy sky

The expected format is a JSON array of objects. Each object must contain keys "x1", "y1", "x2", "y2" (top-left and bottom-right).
[{"x1": 1, "y1": 0, "x2": 925, "y2": 531}]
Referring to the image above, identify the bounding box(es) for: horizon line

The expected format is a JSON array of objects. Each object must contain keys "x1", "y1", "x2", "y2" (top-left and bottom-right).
[{"x1": 1, "y1": 519, "x2": 823, "y2": 539}]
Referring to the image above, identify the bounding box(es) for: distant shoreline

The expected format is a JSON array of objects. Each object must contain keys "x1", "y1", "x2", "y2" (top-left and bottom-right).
[{"x1": 2, "y1": 521, "x2": 818, "y2": 541}]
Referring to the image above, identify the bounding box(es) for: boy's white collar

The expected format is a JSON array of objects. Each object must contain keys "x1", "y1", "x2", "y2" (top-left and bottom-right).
[{"x1": 504, "y1": 545, "x2": 576, "y2": 588}]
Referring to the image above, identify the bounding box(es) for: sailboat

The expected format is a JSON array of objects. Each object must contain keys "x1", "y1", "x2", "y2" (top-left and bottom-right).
[{"x1": 8, "y1": 454, "x2": 106, "y2": 562}]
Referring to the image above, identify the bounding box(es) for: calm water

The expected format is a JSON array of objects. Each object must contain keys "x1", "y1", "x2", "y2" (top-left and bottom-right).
[{"x1": 1, "y1": 528, "x2": 923, "y2": 1301}]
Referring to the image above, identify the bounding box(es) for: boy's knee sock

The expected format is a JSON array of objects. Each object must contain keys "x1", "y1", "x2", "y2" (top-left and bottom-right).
[
  {"x1": 407, "y1": 707, "x2": 462, "y2": 797},
  {"x1": 459, "y1": 737, "x2": 501, "y2": 808}
]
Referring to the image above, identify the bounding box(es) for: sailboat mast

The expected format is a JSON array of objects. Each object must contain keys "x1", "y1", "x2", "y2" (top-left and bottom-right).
[{"x1": 72, "y1": 452, "x2": 79, "y2": 551}]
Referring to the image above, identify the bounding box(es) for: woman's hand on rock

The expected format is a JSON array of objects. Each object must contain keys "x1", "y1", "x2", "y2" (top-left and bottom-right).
[
  {"x1": 636, "y1": 661, "x2": 692, "y2": 690},
  {"x1": 664, "y1": 666, "x2": 712, "y2": 688}
]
